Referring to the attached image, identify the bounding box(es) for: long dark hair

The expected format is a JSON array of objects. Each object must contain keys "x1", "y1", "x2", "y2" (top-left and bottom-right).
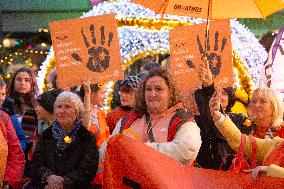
[
  {"x1": 9, "y1": 67, "x2": 39, "y2": 114},
  {"x1": 133, "y1": 68, "x2": 182, "y2": 116}
]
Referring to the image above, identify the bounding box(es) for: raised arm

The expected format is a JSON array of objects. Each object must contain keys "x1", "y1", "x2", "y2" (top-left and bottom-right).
[
  {"x1": 209, "y1": 89, "x2": 278, "y2": 164},
  {"x1": 82, "y1": 80, "x2": 91, "y2": 129}
]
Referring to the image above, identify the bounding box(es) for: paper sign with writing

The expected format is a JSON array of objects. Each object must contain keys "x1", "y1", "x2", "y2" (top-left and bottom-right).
[
  {"x1": 170, "y1": 19, "x2": 233, "y2": 92},
  {"x1": 49, "y1": 14, "x2": 124, "y2": 88}
]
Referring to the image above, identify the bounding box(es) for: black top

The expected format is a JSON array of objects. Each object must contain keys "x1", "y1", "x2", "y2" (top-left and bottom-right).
[
  {"x1": 29, "y1": 123, "x2": 99, "y2": 189},
  {"x1": 194, "y1": 84, "x2": 254, "y2": 170}
]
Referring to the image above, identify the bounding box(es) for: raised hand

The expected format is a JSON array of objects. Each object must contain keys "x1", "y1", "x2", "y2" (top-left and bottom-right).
[
  {"x1": 198, "y1": 57, "x2": 213, "y2": 87},
  {"x1": 209, "y1": 87, "x2": 222, "y2": 121},
  {"x1": 82, "y1": 79, "x2": 91, "y2": 95},
  {"x1": 72, "y1": 25, "x2": 113, "y2": 73},
  {"x1": 244, "y1": 166, "x2": 269, "y2": 181},
  {"x1": 46, "y1": 174, "x2": 64, "y2": 189}
]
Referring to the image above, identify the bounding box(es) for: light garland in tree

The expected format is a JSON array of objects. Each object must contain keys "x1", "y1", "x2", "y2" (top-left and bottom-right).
[
  {"x1": 116, "y1": 17, "x2": 190, "y2": 30},
  {"x1": 233, "y1": 51, "x2": 254, "y2": 96}
]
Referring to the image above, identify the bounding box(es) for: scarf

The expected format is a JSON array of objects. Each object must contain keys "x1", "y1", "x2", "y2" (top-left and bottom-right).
[{"x1": 52, "y1": 120, "x2": 82, "y2": 152}]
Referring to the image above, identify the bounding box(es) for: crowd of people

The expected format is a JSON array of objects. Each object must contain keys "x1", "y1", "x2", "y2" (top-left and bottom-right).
[{"x1": 0, "y1": 58, "x2": 284, "y2": 189}]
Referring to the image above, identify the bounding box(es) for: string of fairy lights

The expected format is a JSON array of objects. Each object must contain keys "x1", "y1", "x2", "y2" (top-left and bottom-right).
[{"x1": 0, "y1": 28, "x2": 51, "y2": 78}]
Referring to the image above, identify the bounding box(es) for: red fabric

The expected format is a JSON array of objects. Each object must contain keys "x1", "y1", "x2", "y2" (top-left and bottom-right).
[
  {"x1": 263, "y1": 141, "x2": 284, "y2": 167},
  {"x1": 106, "y1": 107, "x2": 131, "y2": 134},
  {"x1": 275, "y1": 127, "x2": 284, "y2": 138},
  {"x1": 0, "y1": 111, "x2": 25, "y2": 189},
  {"x1": 103, "y1": 135, "x2": 284, "y2": 189},
  {"x1": 229, "y1": 134, "x2": 257, "y2": 173},
  {"x1": 167, "y1": 117, "x2": 182, "y2": 142}
]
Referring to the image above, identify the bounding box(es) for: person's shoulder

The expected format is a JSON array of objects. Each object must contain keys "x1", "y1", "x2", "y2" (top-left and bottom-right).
[
  {"x1": 78, "y1": 125, "x2": 96, "y2": 140},
  {"x1": 41, "y1": 126, "x2": 53, "y2": 138}
]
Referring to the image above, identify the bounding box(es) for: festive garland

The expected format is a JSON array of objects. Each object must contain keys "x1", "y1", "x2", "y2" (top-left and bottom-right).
[
  {"x1": 233, "y1": 51, "x2": 254, "y2": 96},
  {"x1": 116, "y1": 17, "x2": 190, "y2": 30}
]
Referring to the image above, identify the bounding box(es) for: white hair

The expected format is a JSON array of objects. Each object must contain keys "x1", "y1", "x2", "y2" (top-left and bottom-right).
[{"x1": 54, "y1": 91, "x2": 84, "y2": 118}]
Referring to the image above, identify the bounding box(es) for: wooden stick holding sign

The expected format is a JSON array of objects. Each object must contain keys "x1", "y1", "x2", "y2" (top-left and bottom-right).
[
  {"x1": 49, "y1": 14, "x2": 124, "y2": 89},
  {"x1": 169, "y1": 19, "x2": 233, "y2": 93}
]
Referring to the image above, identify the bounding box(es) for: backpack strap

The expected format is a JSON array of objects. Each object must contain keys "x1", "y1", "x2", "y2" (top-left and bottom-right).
[
  {"x1": 145, "y1": 112, "x2": 155, "y2": 143},
  {"x1": 167, "y1": 109, "x2": 193, "y2": 142},
  {"x1": 249, "y1": 134, "x2": 257, "y2": 168},
  {"x1": 119, "y1": 111, "x2": 140, "y2": 133},
  {"x1": 239, "y1": 134, "x2": 246, "y2": 157}
]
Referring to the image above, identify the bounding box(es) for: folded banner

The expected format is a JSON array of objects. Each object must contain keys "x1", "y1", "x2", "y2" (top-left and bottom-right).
[{"x1": 104, "y1": 135, "x2": 284, "y2": 189}]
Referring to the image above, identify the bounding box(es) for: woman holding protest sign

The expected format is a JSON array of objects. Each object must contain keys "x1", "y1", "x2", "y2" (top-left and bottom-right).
[
  {"x1": 194, "y1": 58, "x2": 254, "y2": 170},
  {"x1": 209, "y1": 88, "x2": 284, "y2": 179}
]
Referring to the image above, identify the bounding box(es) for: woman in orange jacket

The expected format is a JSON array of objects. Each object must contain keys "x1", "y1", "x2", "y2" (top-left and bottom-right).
[{"x1": 82, "y1": 81, "x2": 110, "y2": 187}]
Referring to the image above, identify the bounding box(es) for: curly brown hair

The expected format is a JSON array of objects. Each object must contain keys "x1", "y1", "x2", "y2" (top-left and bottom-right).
[{"x1": 133, "y1": 68, "x2": 182, "y2": 116}]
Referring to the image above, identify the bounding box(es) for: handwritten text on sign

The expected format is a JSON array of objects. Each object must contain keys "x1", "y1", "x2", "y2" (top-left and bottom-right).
[{"x1": 49, "y1": 14, "x2": 124, "y2": 89}]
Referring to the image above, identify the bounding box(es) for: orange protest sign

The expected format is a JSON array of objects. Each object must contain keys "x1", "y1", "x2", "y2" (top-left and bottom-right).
[
  {"x1": 49, "y1": 14, "x2": 124, "y2": 88},
  {"x1": 170, "y1": 19, "x2": 233, "y2": 92}
]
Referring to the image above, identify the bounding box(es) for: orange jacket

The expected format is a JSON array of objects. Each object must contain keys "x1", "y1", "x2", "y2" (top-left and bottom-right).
[{"x1": 88, "y1": 109, "x2": 110, "y2": 148}]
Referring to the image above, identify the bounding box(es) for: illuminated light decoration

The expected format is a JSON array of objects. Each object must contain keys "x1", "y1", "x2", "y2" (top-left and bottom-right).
[
  {"x1": 38, "y1": 0, "x2": 267, "y2": 99},
  {"x1": 3, "y1": 38, "x2": 15, "y2": 48},
  {"x1": 5, "y1": 74, "x2": 11, "y2": 79},
  {"x1": 116, "y1": 17, "x2": 190, "y2": 30},
  {"x1": 37, "y1": 49, "x2": 55, "y2": 92},
  {"x1": 233, "y1": 51, "x2": 254, "y2": 96}
]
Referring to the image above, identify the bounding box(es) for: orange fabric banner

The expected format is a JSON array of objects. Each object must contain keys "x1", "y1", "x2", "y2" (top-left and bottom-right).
[{"x1": 104, "y1": 135, "x2": 284, "y2": 189}]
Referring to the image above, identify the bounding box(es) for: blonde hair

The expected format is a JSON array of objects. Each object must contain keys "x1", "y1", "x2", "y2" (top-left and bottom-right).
[
  {"x1": 248, "y1": 88, "x2": 283, "y2": 129},
  {"x1": 54, "y1": 91, "x2": 84, "y2": 118}
]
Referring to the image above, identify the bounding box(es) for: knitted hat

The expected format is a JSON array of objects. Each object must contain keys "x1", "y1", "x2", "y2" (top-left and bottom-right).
[
  {"x1": 120, "y1": 76, "x2": 141, "y2": 90},
  {"x1": 37, "y1": 89, "x2": 62, "y2": 114}
]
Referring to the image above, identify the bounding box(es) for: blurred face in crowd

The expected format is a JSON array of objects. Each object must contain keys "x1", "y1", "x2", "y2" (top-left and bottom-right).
[
  {"x1": 145, "y1": 76, "x2": 170, "y2": 115},
  {"x1": 91, "y1": 87, "x2": 106, "y2": 107},
  {"x1": 250, "y1": 91, "x2": 273, "y2": 121},
  {"x1": 35, "y1": 105, "x2": 51, "y2": 121},
  {"x1": 14, "y1": 72, "x2": 32, "y2": 94},
  {"x1": 119, "y1": 86, "x2": 135, "y2": 107},
  {"x1": 54, "y1": 98, "x2": 77, "y2": 130},
  {"x1": 220, "y1": 89, "x2": 229, "y2": 109},
  {"x1": 0, "y1": 85, "x2": 6, "y2": 106}
]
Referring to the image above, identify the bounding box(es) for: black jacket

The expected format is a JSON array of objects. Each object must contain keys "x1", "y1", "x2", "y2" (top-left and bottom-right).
[
  {"x1": 194, "y1": 84, "x2": 254, "y2": 170},
  {"x1": 29, "y1": 124, "x2": 99, "y2": 189}
]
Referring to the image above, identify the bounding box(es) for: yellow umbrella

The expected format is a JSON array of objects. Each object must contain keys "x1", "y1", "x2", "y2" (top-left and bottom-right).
[
  {"x1": 132, "y1": 0, "x2": 284, "y2": 19},
  {"x1": 133, "y1": 0, "x2": 284, "y2": 55}
]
